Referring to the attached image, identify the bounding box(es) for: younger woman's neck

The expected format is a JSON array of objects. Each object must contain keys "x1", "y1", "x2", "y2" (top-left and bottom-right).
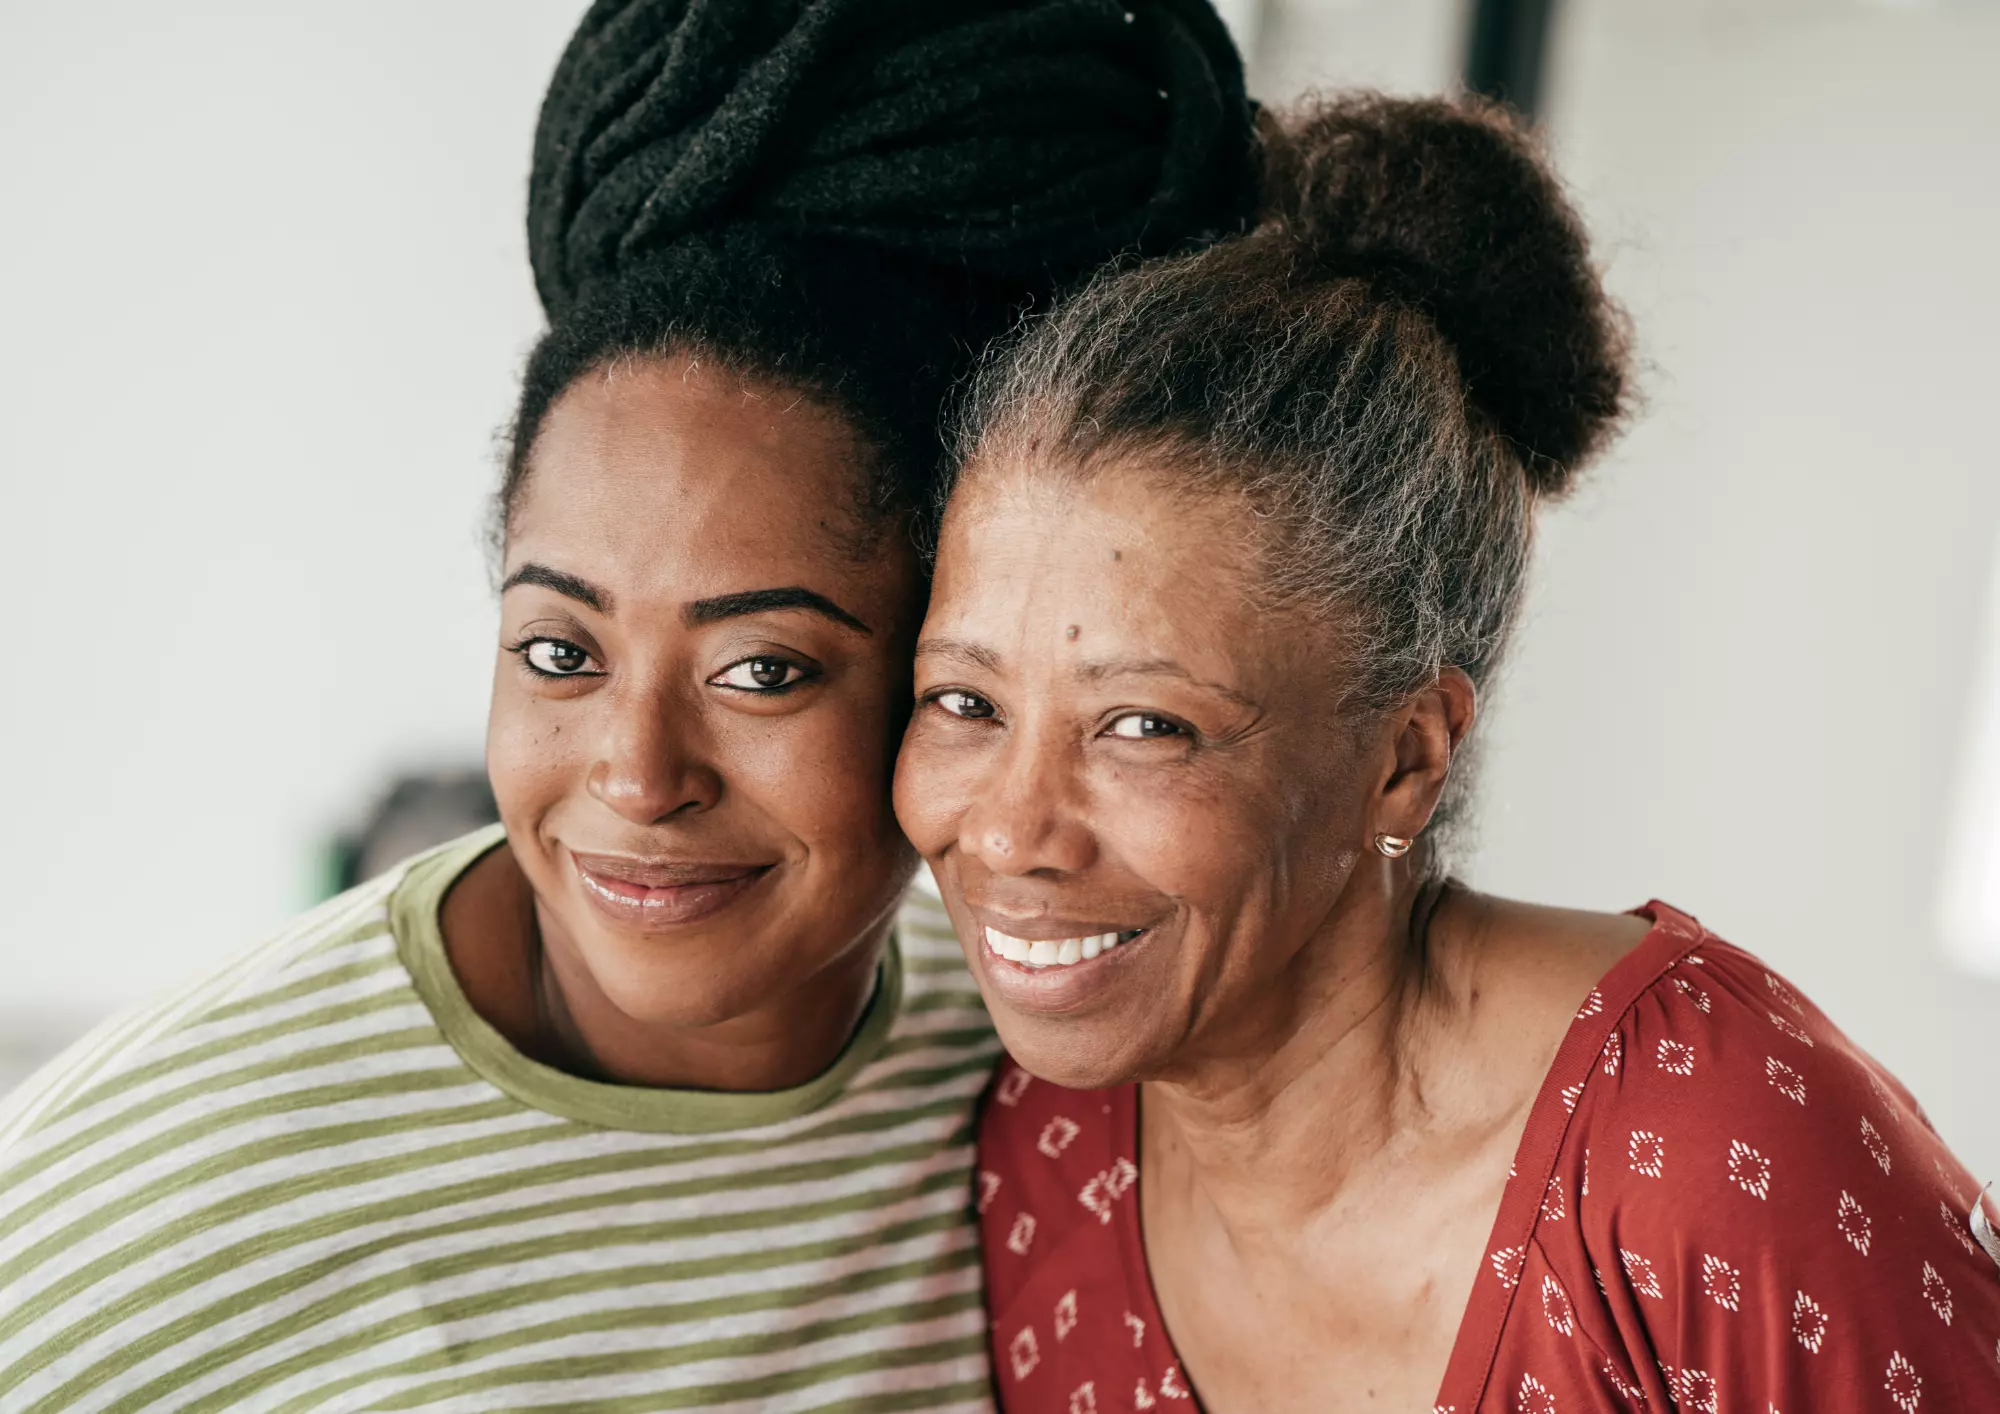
[
  {"x1": 534, "y1": 903, "x2": 886, "y2": 1092},
  {"x1": 442, "y1": 842, "x2": 887, "y2": 1093}
]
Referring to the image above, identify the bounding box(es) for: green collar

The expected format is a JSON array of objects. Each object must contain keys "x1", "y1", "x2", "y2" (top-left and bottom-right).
[{"x1": 390, "y1": 827, "x2": 902, "y2": 1134}]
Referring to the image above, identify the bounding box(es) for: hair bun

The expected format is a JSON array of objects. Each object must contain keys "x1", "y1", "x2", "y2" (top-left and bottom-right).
[
  {"x1": 528, "y1": 0, "x2": 1257, "y2": 320},
  {"x1": 1263, "y1": 94, "x2": 1628, "y2": 494}
]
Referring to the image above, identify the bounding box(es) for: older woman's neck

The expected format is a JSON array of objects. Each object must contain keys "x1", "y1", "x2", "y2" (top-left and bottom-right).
[{"x1": 1140, "y1": 870, "x2": 1488, "y2": 1229}]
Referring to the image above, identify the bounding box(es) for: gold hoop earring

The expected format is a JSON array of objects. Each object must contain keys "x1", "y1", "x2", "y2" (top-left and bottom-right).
[{"x1": 1373, "y1": 832, "x2": 1414, "y2": 859}]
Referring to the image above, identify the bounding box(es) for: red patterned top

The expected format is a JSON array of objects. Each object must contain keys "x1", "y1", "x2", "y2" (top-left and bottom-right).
[{"x1": 978, "y1": 903, "x2": 2000, "y2": 1413}]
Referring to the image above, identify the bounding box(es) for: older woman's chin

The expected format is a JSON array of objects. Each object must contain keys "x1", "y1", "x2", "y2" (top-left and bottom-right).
[{"x1": 984, "y1": 1006, "x2": 1165, "y2": 1093}]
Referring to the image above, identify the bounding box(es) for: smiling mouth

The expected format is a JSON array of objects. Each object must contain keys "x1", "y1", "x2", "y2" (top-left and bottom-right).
[
  {"x1": 568, "y1": 851, "x2": 775, "y2": 927},
  {"x1": 982, "y1": 926, "x2": 1147, "y2": 970}
]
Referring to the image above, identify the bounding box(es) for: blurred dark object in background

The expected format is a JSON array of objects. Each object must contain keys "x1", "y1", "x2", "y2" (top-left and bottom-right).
[
  {"x1": 323, "y1": 770, "x2": 499, "y2": 896},
  {"x1": 1466, "y1": 0, "x2": 1558, "y2": 119}
]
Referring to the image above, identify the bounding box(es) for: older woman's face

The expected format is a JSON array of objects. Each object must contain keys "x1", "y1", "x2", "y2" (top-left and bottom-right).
[
  {"x1": 897, "y1": 465, "x2": 1395, "y2": 1088},
  {"x1": 490, "y1": 356, "x2": 923, "y2": 1032}
]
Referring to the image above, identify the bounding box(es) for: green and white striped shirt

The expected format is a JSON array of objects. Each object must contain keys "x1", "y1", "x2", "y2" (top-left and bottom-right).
[{"x1": 0, "y1": 828, "x2": 999, "y2": 1413}]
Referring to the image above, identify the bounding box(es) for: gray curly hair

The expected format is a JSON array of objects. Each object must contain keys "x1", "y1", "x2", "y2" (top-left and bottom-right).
[{"x1": 942, "y1": 94, "x2": 1631, "y2": 870}]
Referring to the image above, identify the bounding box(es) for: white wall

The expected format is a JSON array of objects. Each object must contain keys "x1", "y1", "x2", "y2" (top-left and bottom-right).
[
  {"x1": 1463, "y1": 0, "x2": 2000, "y2": 1180},
  {"x1": 1224, "y1": 0, "x2": 1997, "y2": 1184},
  {"x1": 0, "y1": 3, "x2": 586, "y2": 1064},
  {"x1": 3, "y1": 1, "x2": 1993, "y2": 1178}
]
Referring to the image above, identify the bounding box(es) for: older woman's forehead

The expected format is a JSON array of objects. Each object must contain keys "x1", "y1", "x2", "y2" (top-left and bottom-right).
[{"x1": 928, "y1": 463, "x2": 1303, "y2": 673}]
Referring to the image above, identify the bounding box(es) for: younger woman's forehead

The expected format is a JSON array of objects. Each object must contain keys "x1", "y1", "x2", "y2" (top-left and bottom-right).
[
  {"x1": 520, "y1": 362, "x2": 873, "y2": 534},
  {"x1": 506, "y1": 362, "x2": 914, "y2": 616}
]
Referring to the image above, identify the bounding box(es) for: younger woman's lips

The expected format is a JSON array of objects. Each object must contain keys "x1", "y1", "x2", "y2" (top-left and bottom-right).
[{"x1": 568, "y1": 853, "x2": 773, "y2": 929}]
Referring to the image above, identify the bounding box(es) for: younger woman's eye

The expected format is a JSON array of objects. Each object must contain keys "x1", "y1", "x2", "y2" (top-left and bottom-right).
[
  {"x1": 711, "y1": 656, "x2": 812, "y2": 693},
  {"x1": 1105, "y1": 712, "x2": 1184, "y2": 740},
  {"x1": 932, "y1": 689, "x2": 997, "y2": 720},
  {"x1": 516, "y1": 638, "x2": 601, "y2": 677}
]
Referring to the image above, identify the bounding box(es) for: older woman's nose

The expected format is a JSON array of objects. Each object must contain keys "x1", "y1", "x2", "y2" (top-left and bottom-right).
[
  {"x1": 586, "y1": 681, "x2": 723, "y2": 826},
  {"x1": 958, "y1": 732, "x2": 1096, "y2": 877}
]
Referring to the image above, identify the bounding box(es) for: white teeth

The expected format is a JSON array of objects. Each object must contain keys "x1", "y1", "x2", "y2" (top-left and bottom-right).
[{"x1": 982, "y1": 925, "x2": 1142, "y2": 969}]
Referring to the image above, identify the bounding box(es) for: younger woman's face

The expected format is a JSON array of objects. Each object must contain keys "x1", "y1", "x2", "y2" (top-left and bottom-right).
[
  {"x1": 490, "y1": 356, "x2": 923, "y2": 1032},
  {"x1": 896, "y1": 465, "x2": 1405, "y2": 1089}
]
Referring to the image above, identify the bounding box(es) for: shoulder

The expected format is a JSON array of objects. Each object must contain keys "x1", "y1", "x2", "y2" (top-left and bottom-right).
[
  {"x1": 895, "y1": 882, "x2": 974, "y2": 974},
  {"x1": 0, "y1": 870, "x2": 412, "y2": 1161},
  {"x1": 1535, "y1": 913, "x2": 2000, "y2": 1407},
  {"x1": 1574, "y1": 922, "x2": 1972, "y2": 1216},
  {"x1": 891, "y1": 883, "x2": 995, "y2": 1033},
  {"x1": 0, "y1": 848, "x2": 485, "y2": 1381}
]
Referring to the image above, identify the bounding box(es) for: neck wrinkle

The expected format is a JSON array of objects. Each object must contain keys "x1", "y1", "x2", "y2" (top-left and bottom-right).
[{"x1": 1141, "y1": 862, "x2": 1457, "y2": 1235}]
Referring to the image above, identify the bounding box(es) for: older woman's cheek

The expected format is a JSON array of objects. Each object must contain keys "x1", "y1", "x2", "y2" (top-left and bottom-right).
[{"x1": 892, "y1": 726, "x2": 966, "y2": 860}]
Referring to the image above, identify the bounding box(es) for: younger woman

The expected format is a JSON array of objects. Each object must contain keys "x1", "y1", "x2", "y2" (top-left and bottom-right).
[
  {"x1": 899, "y1": 95, "x2": 2000, "y2": 1412},
  {"x1": 0, "y1": 2, "x2": 1255, "y2": 1408}
]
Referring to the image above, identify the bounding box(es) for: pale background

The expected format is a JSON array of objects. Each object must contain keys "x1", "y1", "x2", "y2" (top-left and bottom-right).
[{"x1": 2, "y1": 1, "x2": 1995, "y2": 1178}]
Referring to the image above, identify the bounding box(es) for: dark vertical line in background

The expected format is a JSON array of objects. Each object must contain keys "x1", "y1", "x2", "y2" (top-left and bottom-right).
[{"x1": 1465, "y1": 0, "x2": 1561, "y2": 121}]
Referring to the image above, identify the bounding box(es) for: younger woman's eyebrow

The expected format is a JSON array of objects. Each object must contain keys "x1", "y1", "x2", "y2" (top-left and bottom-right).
[
  {"x1": 685, "y1": 587, "x2": 872, "y2": 635},
  {"x1": 501, "y1": 563, "x2": 610, "y2": 611}
]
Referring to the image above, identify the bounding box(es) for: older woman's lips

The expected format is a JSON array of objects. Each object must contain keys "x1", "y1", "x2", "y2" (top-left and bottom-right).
[{"x1": 569, "y1": 851, "x2": 773, "y2": 929}]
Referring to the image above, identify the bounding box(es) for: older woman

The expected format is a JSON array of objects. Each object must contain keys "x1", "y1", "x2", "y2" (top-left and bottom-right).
[
  {"x1": 897, "y1": 96, "x2": 2000, "y2": 1412},
  {"x1": 0, "y1": 2, "x2": 1254, "y2": 1408}
]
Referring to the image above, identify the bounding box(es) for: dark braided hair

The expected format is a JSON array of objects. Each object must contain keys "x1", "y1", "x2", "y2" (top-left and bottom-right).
[{"x1": 502, "y1": 0, "x2": 1257, "y2": 539}]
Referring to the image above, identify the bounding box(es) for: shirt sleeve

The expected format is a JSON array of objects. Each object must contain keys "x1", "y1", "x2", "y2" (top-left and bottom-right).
[{"x1": 1535, "y1": 942, "x2": 2000, "y2": 1413}]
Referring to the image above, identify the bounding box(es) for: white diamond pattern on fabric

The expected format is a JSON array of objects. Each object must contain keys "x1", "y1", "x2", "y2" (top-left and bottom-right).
[{"x1": 1728, "y1": 1140, "x2": 1772, "y2": 1200}]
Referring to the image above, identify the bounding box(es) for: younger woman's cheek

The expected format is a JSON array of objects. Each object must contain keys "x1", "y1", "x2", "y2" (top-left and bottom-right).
[{"x1": 485, "y1": 693, "x2": 581, "y2": 831}]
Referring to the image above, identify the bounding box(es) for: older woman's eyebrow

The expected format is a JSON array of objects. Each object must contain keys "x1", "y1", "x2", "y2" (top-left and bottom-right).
[
  {"x1": 915, "y1": 638, "x2": 1002, "y2": 672},
  {"x1": 1075, "y1": 657, "x2": 1258, "y2": 710},
  {"x1": 501, "y1": 563, "x2": 612, "y2": 612},
  {"x1": 685, "y1": 587, "x2": 872, "y2": 635}
]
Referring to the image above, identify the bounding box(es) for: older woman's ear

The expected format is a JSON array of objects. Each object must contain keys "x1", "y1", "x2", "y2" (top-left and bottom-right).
[{"x1": 1374, "y1": 667, "x2": 1478, "y2": 846}]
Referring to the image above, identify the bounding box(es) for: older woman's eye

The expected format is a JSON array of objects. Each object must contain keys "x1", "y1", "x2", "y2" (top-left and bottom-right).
[
  {"x1": 516, "y1": 638, "x2": 601, "y2": 677},
  {"x1": 933, "y1": 689, "x2": 997, "y2": 720},
  {"x1": 1106, "y1": 712, "x2": 1184, "y2": 740},
  {"x1": 711, "y1": 656, "x2": 812, "y2": 693}
]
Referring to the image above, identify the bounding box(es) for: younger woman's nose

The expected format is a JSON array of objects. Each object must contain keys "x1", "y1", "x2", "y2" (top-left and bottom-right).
[{"x1": 586, "y1": 682, "x2": 723, "y2": 825}]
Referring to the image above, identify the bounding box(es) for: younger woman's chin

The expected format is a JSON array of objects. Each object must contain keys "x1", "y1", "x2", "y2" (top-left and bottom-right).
[{"x1": 573, "y1": 950, "x2": 809, "y2": 1032}]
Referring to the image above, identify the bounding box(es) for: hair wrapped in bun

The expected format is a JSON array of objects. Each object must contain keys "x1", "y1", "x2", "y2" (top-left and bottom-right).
[
  {"x1": 529, "y1": 0, "x2": 1255, "y2": 314},
  {"x1": 503, "y1": 0, "x2": 1257, "y2": 530},
  {"x1": 1260, "y1": 95, "x2": 1626, "y2": 495},
  {"x1": 954, "y1": 93, "x2": 1632, "y2": 867}
]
